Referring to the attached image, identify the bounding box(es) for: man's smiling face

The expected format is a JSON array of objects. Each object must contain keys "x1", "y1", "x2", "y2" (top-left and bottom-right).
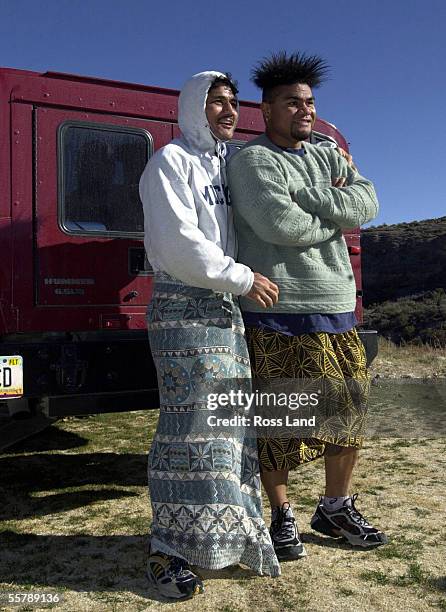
[
  {"x1": 262, "y1": 82, "x2": 316, "y2": 148},
  {"x1": 205, "y1": 84, "x2": 238, "y2": 142}
]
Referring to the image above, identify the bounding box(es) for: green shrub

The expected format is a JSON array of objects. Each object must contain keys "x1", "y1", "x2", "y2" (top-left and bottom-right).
[{"x1": 364, "y1": 289, "x2": 446, "y2": 346}]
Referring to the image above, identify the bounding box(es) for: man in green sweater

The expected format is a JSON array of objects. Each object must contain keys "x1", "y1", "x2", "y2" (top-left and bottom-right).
[{"x1": 228, "y1": 51, "x2": 388, "y2": 560}]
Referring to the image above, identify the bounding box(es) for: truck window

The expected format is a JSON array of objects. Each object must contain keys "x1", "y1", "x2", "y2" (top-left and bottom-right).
[{"x1": 58, "y1": 122, "x2": 152, "y2": 236}]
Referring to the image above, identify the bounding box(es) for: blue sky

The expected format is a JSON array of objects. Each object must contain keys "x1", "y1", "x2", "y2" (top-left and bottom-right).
[{"x1": 1, "y1": 0, "x2": 445, "y2": 226}]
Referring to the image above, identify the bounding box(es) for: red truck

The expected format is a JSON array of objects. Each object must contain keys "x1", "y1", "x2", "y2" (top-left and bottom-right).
[{"x1": 0, "y1": 67, "x2": 377, "y2": 447}]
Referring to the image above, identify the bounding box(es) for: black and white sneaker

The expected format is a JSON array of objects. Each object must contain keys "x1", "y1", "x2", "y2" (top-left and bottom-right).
[
  {"x1": 310, "y1": 494, "x2": 388, "y2": 548},
  {"x1": 270, "y1": 502, "x2": 307, "y2": 560},
  {"x1": 147, "y1": 547, "x2": 204, "y2": 600}
]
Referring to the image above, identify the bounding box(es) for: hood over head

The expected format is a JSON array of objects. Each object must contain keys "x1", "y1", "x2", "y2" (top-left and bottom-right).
[{"x1": 178, "y1": 71, "x2": 237, "y2": 153}]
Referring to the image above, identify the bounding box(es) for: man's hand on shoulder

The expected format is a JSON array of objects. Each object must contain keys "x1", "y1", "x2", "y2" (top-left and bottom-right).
[
  {"x1": 331, "y1": 147, "x2": 359, "y2": 188},
  {"x1": 332, "y1": 176, "x2": 347, "y2": 188},
  {"x1": 337, "y1": 147, "x2": 358, "y2": 172},
  {"x1": 246, "y1": 273, "x2": 279, "y2": 308}
]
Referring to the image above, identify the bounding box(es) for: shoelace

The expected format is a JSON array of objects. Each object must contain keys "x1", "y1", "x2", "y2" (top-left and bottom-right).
[
  {"x1": 272, "y1": 503, "x2": 296, "y2": 538},
  {"x1": 167, "y1": 556, "x2": 189, "y2": 577},
  {"x1": 346, "y1": 493, "x2": 372, "y2": 528}
]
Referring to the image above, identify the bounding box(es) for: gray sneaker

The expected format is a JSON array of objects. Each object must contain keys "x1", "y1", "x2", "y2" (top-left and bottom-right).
[
  {"x1": 270, "y1": 502, "x2": 307, "y2": 560},
  {"x1": 310, "y1": 494, "x2": 388, "y2": 548},
  {"x1": 147, "y1": 547, "x2": 204, "y2": 600}
]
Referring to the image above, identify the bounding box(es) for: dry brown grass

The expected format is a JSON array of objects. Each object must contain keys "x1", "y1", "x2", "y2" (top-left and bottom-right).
[
  {"x1": 0, "y1": 343, "x2": 445, "y2": 611},
  {"x1": 371, "y1": 337, "x2": 446, "y2": 379}
]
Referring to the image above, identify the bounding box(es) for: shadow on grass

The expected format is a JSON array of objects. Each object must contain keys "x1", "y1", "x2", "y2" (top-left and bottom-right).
[
  {"x1": 430, "y1": 576, "x2": 446, "y2": 592},
  {"x1": 302, "y1": 531, "x2": 381, "y2": 552},
  {"x1": 0, "y1": 531, "x2": 168, "y2": 602},
  {"x1": 0, "y1": 452, "x2": 147, "y2": 520},
  {"x1": 197, "y1": 565, "x2": 259, "y2": 581},
  {"x1": 0, "y1": 532, "x2": 261, "y2": 602},
  {"x1": 3, "y1": 424, "x2": 89, "y2": 454}
]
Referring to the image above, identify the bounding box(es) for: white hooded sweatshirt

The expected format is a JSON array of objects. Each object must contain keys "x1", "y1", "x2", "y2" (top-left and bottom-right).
[{"x1": 139, "y1": 71, "x2": 254, "y2": 296}]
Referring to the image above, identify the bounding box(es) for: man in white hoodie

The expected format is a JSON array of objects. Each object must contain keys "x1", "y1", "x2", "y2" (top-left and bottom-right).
[{"x1": 139, "y1": 71, "x2": 280, "y2": 600}]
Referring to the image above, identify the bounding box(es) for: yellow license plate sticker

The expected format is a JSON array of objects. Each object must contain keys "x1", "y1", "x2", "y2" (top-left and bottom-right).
[{"x1": 0, "y1": 355, "x2": 24, "y2": 398}]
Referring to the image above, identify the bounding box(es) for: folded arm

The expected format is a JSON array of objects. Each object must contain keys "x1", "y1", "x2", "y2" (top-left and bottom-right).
[
  {"x1": 228, "y1": 153, "x2": 340, "y2": 247},
  {"x1": 293, "y1": 155, "x2": 379, "y2": 229}
]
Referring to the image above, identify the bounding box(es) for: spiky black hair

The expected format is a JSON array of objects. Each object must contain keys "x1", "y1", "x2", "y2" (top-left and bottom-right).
[
  {"x1": 210, "y1": 72, "x2": 239, "y2": 96},
  {"x1": 252, "y1": 51, "x2": 329, "y2": 100}
]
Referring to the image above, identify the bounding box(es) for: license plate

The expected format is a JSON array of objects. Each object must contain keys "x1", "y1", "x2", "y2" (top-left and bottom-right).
[{"x1": 0, "y1": 355, "x2": 24, "y2": 398}]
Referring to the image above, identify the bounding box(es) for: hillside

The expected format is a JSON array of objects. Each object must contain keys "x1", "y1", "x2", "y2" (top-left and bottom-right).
[
  {"x1": 361, "y1": 217, "x2": 446, "y2": 305},
  {"x1": 364, "y1": 289, "x2": 446, "y2": 345},
  {"x1": 361, "y1": 217, "x2": 446, "y2": 345}
]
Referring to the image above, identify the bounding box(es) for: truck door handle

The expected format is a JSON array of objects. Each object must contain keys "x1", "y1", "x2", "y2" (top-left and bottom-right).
[{"x1": 124, "y1": 290, "x2": 139, "y2": 301}]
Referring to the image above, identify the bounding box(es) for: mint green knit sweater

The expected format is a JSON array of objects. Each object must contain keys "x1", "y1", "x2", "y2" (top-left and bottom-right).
[{"x1": 228, "y1": 134, "x2": 379, "y2": 314}]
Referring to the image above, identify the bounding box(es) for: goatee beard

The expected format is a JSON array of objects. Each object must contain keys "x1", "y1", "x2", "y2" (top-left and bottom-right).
[{"x1": 291, "y1": 128, "x2": 311, "y2": 142}]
